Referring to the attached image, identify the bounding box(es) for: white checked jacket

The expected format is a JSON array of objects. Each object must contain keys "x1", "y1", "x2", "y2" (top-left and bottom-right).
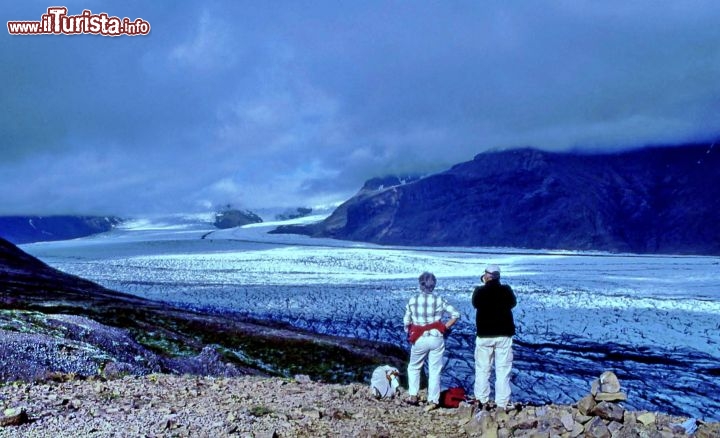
[{"x1": 403, "y1": 292, "x2": 460, "y2": 333}]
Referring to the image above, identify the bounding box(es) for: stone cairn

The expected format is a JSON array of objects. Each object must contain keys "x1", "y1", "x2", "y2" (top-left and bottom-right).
[{"x1": 459, "y1": 370, "x2": 716, "y2": 438}]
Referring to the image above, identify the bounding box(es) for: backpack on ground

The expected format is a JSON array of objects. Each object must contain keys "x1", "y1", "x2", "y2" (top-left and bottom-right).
[
  {"x1": 370, "y1": 365, "x2": 400, "y2": 399},
  {"x1": 439, "y1": 386, "x2": 466, "y2": 408}
]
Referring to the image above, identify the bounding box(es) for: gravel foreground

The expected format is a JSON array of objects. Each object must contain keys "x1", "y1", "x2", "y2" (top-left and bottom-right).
[
  {"x1": 3, "y1": 374, "x2": 461, "y2": 438},
  {"x1": 0, "y1": 374, "x2": 717, "y2": 438}
]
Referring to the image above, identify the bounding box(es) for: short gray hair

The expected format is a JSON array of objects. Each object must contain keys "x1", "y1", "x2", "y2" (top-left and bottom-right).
[{"x1": 418, "y1": 272, "x2": 437, "y2": 292}]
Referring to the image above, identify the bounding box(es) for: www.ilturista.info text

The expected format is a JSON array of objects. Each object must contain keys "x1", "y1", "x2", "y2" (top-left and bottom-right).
[{"x1": 7, "y1": 7, "x2": 150, "y2": 36}]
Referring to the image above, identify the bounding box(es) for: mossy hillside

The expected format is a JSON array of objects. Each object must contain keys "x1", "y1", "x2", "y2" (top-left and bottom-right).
[
  {"x1": 2, "y1": 238, "x2": 407, "y2": 385},
  {"x1": 2, "y1": 296, "x2": 406, "y2": 384}
]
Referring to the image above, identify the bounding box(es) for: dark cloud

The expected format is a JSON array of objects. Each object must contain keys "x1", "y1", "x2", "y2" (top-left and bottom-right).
[{"x1": 2, "y1": 1, "x2": 719, "y2": 215}]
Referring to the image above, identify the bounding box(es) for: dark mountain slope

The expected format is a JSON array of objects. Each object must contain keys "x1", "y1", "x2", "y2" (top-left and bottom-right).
[
  {"x1": 273, "y1": 143, "x2": 720, "y2": 254},
  {"x1": 0, "y1": 216, "x2": 121, "y2": 244},
  {"x1": 0, "y1": 238, "x2": 405, "y2": 382}
]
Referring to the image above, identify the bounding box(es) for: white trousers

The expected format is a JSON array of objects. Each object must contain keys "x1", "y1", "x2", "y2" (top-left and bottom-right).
[
  {"x1": 407, "y1": 335, "x2": 445, "y2": 404},
  {"x1": 474, "y1": 336, "x2": 513, "y2": 406}
]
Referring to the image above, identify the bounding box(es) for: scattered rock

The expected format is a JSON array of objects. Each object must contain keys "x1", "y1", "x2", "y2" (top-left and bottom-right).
[
  {"x1": 570, "y1": 421, "x2": 584, "y2": 437},
  {"x1": 0, "y1": 407, "x2": 29, "y2": 427},
  {"x1": 560, "y1": 412, "x2": 574, "y2": 431},
  {"x1": 537, "y1": 416, "x2": 565, "y2": 435},
  {"x1": 294, "y1": 374, "x2": 312, "y2": 384},
  {"x1": 638, "y1": 412, "x2": 657, "y2": 426},
  {"x1": 164, "y1": 345, "x2": 243, "y2": 377},
  {"x1": 101, "y1": 361, "x2": 137, "y2": 379},
  {"x1": 454, "y1": 401, "x2": 474, "y2": 423},
  {"x1": 695, "y1": 422, "x2": 720, "y2": 438},
  {"x1": 575, "y1": 413, "x2": 593, "y2": 424},
  {"x1": 494, "y1": 407, "x2": 511, "y2": 424},
  {"x1": 591, "y1": 378, "x2": 600, "y2": 396},
  {"x1": 479, "y1": 411, "x2": 499, "y2": 438},
  {"x1": 0, "y1": 369, "x2": 716, "y2": 436},
  {"x1": 590, "y1": 401, "x2": 625, "y2": 422},
  {"x1": 300, "y1": 406, "x2": 322, "y2": 420},
  {"x1": 584, "y1": 416, "x2": 611, "y2": 438},
  {"x1": 510, "y1": 416, "x2": 539, "y2": 431},
  {"x1": 607, "y1": 420, "x2": 624, "y2": 436},
  {"x1": 577, "y1": 394, "x2": 597, "y2": 416},
  {"x1": 568, "y1": 372, "x2": 717, "y2": 438},
  {"x1": 624, "y1": 410, "x2": 637, "y2": 425},
  {"x1": 254, "y1": 430, "x2": 279, "y2": 438},
  {"x1": 594, "y1": 391, "x2": 628, "y2": 402}
]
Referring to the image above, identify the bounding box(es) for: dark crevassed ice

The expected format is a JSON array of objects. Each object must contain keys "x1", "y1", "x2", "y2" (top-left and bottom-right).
[{"x1": 57, "y1": 268, "x2": 720, "y2": 422}]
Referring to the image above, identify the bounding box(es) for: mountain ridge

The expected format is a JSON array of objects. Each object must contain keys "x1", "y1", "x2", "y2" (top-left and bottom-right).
[
  {"x1": 272, "y1": 142, "x2": 720, "y2": 255},
  {"x1": 0, "y1": 215, "x2": 122, "y2": 244}
]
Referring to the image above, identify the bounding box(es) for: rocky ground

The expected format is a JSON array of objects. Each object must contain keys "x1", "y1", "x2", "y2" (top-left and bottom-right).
[{"x1": 1, "y1": 373, "x2": 718, "y2": 438}]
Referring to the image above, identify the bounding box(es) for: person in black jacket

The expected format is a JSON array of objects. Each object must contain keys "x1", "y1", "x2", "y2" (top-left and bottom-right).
[{"x1": 472, "y1": 264, "x2": 517, "y2": 409}]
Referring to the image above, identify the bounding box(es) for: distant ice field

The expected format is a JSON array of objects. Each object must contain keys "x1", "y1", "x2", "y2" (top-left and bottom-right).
[{"x1": 22, "y1": 217, "x2": 720, "y2": 421}]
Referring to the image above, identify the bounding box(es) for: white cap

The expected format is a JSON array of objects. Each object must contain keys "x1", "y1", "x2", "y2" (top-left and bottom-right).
[
  {"x1": 485, "y1": 264, "x2": 500, "y2": 274},
  {"x1": 484, "y1": 264, "x2": 500, "y2": 280}
]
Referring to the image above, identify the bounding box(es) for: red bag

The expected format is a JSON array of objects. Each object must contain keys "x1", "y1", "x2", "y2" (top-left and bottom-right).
[{"x1": 439, "y1": 387, "x2": 466, "y2": 408}]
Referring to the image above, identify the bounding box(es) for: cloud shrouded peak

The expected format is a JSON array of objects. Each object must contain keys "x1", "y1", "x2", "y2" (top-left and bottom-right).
[{"x1": 2, "y1": 1, "x2": 719, "y2": 215}]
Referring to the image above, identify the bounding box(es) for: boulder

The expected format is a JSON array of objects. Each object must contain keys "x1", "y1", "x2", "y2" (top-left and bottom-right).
[
  {"x1": 454, "y1": 401, "x2": 474, "y2": 423},
  {"x1": 509, "y1": 416, "x2": 539, "y2": 431},
  {"x1": 590, "y1": 401, "x2": 625, "y2": 422},
  {"x1": 537, "y1": 417, "x2": 565, "y2": 435},
  {"x1": 294, "y1": 374, "x2": 312, "y2": 384},
  {"x1": 575, "y1": 413, "x2": 593, "y2": 424},
  {"x1": 584, "y1": 416, "x2": 611, "y2": 438},
  {"x1": 0, "y1": 407, "x2": 29, "y2": 427},
  {"x1": 464, "y1": 410, "x2": 498, "y2": 437},
  {"x1": 570, "y1": 421, "x2": 585, "y2": 437},
  {"x1": 607, "y1": 421, "x2": 624, "y2": 436},
  {"x1": 599, "y1": 371, "x2": 621, "y2": 393},
  {"x1": 695, "y1": 422, "x2": 720, "y2": 438},
  {"x1": 594, "y1": 391, "x2": 628, "y2": 402},
  {"x1": 163, "y1": 345, "x2": 243, "y2": 377},
  {"x1": 637, "y1": 412, "x2": 656, "y2": 426},
  {"x1": 623, "y1": 410, "x2": 637, "y2": 425},
  {"x1": 560, "y1": 412, "x2": 574, "y2": 431},
  {"x1": 577, "y1": 394, "x2": 597, "y2": 416}
]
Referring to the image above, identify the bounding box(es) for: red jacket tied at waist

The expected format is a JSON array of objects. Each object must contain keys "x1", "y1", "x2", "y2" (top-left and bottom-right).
[{"x1": 407, "y1": 320, "x2": 446, "y2": 344}]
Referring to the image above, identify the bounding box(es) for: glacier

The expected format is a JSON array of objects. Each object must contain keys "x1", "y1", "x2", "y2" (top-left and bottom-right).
[{"x1": 21, "y1": 215, "x2": 720, "y2": 421}]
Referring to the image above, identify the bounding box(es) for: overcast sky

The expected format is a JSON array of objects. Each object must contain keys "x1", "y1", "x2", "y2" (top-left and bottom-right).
[{"x1": 2, "y1": 1, "x2": 719, "y2": 216}]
